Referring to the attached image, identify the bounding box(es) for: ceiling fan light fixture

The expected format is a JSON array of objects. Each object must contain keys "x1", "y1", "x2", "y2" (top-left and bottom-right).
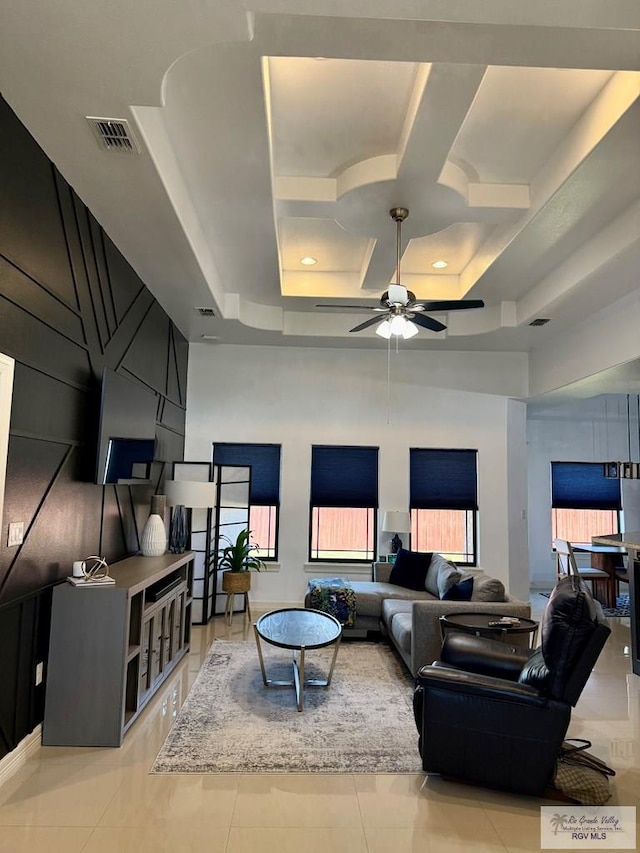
[
  {"x1": 375, "y1": 319, "x2": 393, "y2": 339},
  {"x1": 389, "y1": 315, "x2": 407, "y2": 336},
  {"x1": 402, "y1": 320, "x2": 419, "y2": 339}
]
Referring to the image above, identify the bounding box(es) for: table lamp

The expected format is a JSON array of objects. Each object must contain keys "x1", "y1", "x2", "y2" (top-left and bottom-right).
[
  {"x1": 164, "y1": 479, "x2": 218, "y2": 553},
  {"x1": 382, "y1": 511, "x2": 411, "y2": 554}
]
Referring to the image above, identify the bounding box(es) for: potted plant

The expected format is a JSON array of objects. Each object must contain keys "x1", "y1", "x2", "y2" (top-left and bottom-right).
[{"x1": 216, "y1": 528, "x2": 265, "y2": 595}]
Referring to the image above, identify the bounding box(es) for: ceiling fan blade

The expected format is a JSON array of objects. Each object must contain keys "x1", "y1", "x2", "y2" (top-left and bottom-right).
[
  {"x1": 349, "y1": 316, "x2": 387, "y2": 333},
  {"x1": 409, "y1": 299, "x2": 485, "y2": 312},
  {"x1": 315, "y1": 304, "x2": 386, "y2": 311},
  {"x1": 411, "y1": 313, "x2": 447, "y2": 333}
]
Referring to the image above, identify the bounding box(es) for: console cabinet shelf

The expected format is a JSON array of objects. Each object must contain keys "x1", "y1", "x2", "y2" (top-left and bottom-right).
[{"x1": 43, "y1": 552, "x2": 194, "y2": 747}]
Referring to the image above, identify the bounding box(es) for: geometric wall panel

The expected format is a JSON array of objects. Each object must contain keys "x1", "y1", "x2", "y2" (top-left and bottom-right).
[{"x1": 0, "y1": 95, "x2": 188, "y2": 760}]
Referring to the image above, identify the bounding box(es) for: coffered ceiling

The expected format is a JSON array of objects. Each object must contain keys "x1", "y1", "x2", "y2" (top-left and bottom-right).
[{"x1": 1, "y1": 2, "x2": 639, "y2": 367}]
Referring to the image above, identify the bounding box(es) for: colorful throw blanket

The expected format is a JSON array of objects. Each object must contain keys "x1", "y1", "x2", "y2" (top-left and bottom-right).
[{"x1": 307, "y1": 578, "x2": 357, "y2": 627}]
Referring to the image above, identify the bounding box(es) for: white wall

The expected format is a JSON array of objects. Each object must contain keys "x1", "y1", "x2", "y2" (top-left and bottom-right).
[
  {"x1": 185, "y1": 343, "x2": 529, "y2": 605},
  {"x1": 527, "y1": 394, "x2": 640, "y2": 588}
]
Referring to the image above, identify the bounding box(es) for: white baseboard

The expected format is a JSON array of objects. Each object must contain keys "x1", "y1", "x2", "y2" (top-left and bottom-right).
[
  {"x1": 0, "y1": 725, "x2": 41, "y2": 788},
  {"x1": 251, "y1": 599, "x2": 304, "y2": 611}
]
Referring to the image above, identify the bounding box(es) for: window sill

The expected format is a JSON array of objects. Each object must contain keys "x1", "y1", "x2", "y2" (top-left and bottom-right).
[{"x1": 304, "y1": 563, "x2": 373, "y2": 576}]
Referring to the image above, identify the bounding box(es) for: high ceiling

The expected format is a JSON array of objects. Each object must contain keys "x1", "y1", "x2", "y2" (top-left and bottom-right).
[{"x1": 1, "y1": 2, "x2": 639, "y2": 371}]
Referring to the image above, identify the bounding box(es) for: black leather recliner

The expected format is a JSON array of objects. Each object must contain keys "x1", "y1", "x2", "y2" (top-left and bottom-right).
[{"x1": 413, "y1": 575, "x2": 611, "y2": 796}]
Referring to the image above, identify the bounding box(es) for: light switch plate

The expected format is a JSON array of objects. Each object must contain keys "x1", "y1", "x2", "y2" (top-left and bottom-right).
[{"x1": 8, "y1": 521, "x2": 24, "y2": 546}]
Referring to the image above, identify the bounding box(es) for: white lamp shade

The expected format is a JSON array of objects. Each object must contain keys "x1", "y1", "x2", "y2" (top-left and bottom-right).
[
  {"x1": 375, "y1": 319, "x2": 392, "y2": 339},
  {"x1": 382, "y1": 511, "x2": 411, "y2": 533},
  {"x1": 375, "y1": 317, "x2": 418, "y2": 339},
  {"x1": 389, "y1": 315, "x2": 406, "y2": 336},
  {"x1": 402, "y1": 320, "x2": 419, "y2": 339},
  {"x1": 165, "y1": 479, "x2": 217, "y2": 508}
]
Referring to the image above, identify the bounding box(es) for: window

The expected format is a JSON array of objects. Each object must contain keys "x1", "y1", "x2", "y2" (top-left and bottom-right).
[
  {"x1": 212, "y1": 443, "x2": 281, "y2": 559},
  {"x1": 551, "y1": 462, "x2": 621, "y2": 543},
  {"x1": 409, "y1": 448, "x2": 478, "y2": 565},
  {"x1": 310, "y1": 445, "x2": 378, "y2": 561}
]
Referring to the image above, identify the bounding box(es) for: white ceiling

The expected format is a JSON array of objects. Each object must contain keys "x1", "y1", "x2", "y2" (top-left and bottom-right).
[{"x1": 1, "y1": 1, "x2": 639, "y2": 396}]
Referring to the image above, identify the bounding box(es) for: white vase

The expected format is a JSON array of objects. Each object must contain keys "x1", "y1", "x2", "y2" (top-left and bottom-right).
[{"x1": 140, "y1": 513, "x2": 166, "y2": 557}]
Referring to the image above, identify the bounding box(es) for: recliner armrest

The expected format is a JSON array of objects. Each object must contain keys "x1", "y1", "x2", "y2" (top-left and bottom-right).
[
  {"x1": 415, "y1": 664, "x2": 547, "y2": 706},
  {"x1": 439, "y1": 632, "x2": 532, "y2": 680}
]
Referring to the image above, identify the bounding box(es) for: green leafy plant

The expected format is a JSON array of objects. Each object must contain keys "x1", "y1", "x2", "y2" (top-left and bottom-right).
[{"x1": 215, "y1": 528, "x2": 265, "y2": 573}]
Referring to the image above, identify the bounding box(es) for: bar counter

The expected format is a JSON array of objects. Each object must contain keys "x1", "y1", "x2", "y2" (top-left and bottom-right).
[{"x1": 592, "y1": 532, "x2": 639, "y2": 676}]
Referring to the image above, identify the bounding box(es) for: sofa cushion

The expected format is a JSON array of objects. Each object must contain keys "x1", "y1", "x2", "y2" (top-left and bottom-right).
[
  {"x1": 389, "y1": 548, "x2": 433, "y2": 591},
  {"x1": 389, "y1": 612, "x2": 413, "y2": 655},
  {"x1": 425, "y1": 553, "x2": 455, "y2": 596},
  {"x1": 381, "y1": 598, "x2": 413, "y2": 629},
  {"x1": 349, "y1": 581, "x2": 434, "y2": 618},
  {"x1": 470, "y1": 573, "x2": 506, "y2": 602}
]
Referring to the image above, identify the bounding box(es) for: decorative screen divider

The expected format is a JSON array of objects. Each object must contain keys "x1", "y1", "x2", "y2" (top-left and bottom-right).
[
  {"x1": 212, "y1": 465, "x2": 251, "y2": 618},
  {"x1": 170, "y1": 462, "x2": 212, "y2": 625},
  {"x1": 169, "y1": 462, "x2": 251, "y2": 624}
]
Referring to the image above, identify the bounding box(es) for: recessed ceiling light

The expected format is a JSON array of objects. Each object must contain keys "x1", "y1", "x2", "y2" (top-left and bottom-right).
[
  {"x1": 300, "y1": 256, "x2": 317, "y2": 266},
  {"x1": 432, "y1": 260, "x2": 448, "y2": 269}
]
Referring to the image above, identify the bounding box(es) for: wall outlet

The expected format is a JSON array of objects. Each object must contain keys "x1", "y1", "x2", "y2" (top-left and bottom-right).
[
  {"x1": 8, "y1": 521, "x2": 24, "y2": 546},
  {"x1": 35, "y1": 661, "x2": 44, "y2": 686}
]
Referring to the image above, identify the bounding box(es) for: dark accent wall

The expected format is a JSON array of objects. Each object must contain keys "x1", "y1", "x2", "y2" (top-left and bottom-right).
[{"x1": 0, "y1": 96, "x2": 188, "y2": 760}]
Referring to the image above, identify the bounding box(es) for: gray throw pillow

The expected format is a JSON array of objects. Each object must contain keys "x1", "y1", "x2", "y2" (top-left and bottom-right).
[
  {"x1": 425, "y1": 553, "x2": 452, "y2": 596},
  {"x1": 437, "y1": 564, "x2": 463, "y2": 599},
  {"x1": 470, "y1": 574, "x2": 506, "y2": 602}
]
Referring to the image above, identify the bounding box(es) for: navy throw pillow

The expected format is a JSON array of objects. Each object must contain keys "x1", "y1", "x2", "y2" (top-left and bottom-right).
[
  {"x1": 389, "y1": 549, "x2": 433, "y2": 591},
  {"x1": 442, "y1": 576, "x2": 474, "y2": 601}
]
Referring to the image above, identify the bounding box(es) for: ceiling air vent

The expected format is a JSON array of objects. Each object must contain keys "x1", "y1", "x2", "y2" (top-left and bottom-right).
[
  {"x1": 86, "y1": 117, "x2": 140, "y2": 153},
  {"x1": 529, "y1": 318, "x2": 551, "y2": 327},
  {"x1": 196, "y1": 307, "x2": 216, "y2": 317}
]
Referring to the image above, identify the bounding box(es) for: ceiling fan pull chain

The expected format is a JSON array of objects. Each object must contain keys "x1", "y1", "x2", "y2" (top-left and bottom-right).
[{"x1": 387, "y1": 334, "x2": 392, "y2": 425}]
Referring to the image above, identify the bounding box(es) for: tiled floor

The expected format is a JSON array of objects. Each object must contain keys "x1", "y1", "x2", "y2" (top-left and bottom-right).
[{"x1": 0, "y1": 594, "x2": 638, "y2": 852}]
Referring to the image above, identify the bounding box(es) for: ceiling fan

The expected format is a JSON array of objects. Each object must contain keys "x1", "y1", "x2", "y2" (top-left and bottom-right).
[{"x1": 316, "y1": 207, "x2": 484, "y2": 338}]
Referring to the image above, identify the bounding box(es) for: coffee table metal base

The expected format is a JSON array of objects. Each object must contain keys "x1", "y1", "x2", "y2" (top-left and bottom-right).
[{"x1": 253, "y1": 626, "x2": 341, "y2": 712}]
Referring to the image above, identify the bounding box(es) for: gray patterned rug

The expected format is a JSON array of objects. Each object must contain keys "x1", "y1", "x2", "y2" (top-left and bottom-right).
[{"x1": 151, "y1": 639, "x2": 422, "y2": 774}]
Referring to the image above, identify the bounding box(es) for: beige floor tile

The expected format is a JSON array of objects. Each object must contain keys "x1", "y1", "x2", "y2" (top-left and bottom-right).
[
  {"x1": 82, "y1": 823, "x2": 229, "y2": 852},
  {"x1": 98, "y1": 771, "x2": 238, "y2": 826},
  {"x1": 227, "y1": 826, "x2": 368, "y2": 853},
  {"x1": 364, "y1": 826, "x2": 509, "y2": 852},
  {"x1": 483, "y1": 802, "x2": 551, "y2": 852},
  {"x1": 0, "y1": 826, "x2": 93, "y2": 852},
  {"x1": 355, "y1": 773, "x2": 501, "y2": 834},
  {"x1": 232, "y1": 774, "x2": 359, "y2": 827},
  {"x1": 0, "y1": 764, "x2": 124, "y2": 827}
]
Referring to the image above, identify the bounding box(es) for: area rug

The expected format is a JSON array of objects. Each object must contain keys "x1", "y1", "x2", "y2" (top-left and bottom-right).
[{"x1": 151, "y1": 639, "x2": 422, "y2": 774}]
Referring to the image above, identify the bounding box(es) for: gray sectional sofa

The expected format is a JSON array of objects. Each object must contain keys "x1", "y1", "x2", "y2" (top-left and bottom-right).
[{"x1": 306, "y1": 555, "x2": 531, "y2": 676}]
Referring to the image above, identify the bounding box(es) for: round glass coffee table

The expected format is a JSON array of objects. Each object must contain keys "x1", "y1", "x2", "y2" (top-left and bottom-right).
[{"x1": 254, "y1": 608, "x2": 342, "y2": 711}]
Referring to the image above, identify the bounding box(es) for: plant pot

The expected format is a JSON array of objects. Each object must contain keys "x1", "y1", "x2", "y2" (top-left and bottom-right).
[{"x1": 222, "y1": 571, "x2": 251, "y2": 594}]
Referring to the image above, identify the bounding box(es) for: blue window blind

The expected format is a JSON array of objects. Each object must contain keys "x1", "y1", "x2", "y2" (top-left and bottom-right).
[
  {"x1": 551, "y1": 462, "x2": 621, "y2": 510},
  {"x1": 213, "y1": 443, "x2": 281, "y2": 505},
  {"x1": 311, "y1": 446, "x2": 378, "y2": 508},
  {"x1": 410, "y1": 448, "x2": 478, "y2": 510}
]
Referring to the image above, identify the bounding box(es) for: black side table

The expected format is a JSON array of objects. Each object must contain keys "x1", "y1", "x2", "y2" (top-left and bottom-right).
[{"x1": 440, "y1": 612, "x2": 539, "y2": 647}]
